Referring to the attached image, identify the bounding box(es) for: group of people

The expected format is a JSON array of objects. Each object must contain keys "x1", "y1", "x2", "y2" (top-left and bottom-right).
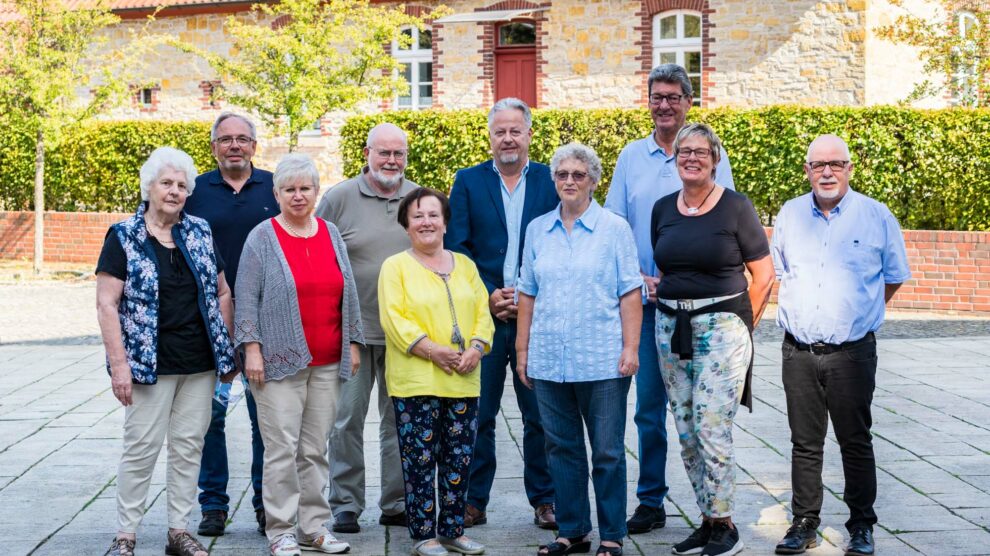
[{"x1": 96, "y1": 63, "x2": 911, "y2": 556}]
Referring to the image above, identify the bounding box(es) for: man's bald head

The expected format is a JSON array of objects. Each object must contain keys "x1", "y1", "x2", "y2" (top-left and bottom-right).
[
  {"x1": 804, "y1": 134, "x2": 854, "y2": 211},
  {"x1": 806, "y1": 134, "x2": 850, "y2": 163},
  {"x1": 364, "y1": 123, "x2": 409, "y2": 191}
]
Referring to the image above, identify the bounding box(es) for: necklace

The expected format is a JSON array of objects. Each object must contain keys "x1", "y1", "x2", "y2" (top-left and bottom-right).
[
  {"x1": 684, "y1": 184, "x2": 716, "y2": 215},
  {"x1": 280, "y1": 215, "x2": 315, "y2": 238},
  {"x1": 410, "y1": 249, "x2": 465, "y2": 352}
]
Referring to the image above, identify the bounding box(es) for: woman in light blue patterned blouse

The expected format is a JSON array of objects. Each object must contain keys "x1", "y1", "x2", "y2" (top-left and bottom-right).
[{"x1": 515, "y1": 142, "x2": 643, "y2": 556}]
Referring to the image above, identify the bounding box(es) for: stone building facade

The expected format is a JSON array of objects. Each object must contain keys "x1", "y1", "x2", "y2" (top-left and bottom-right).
[{"x1": 93, "y1": 0, "x2": 945, "y2": 182}]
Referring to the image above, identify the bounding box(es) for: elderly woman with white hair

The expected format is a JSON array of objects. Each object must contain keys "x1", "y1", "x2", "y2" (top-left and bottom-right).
[
  {"x1": 235, "y1": 153, "x2": 364, "y2": 556},
  {"x1": 515, "y1": 143, "x2": 643, "y2": 556},
  {"x1": 96, "y1": 147, "x2": 237, "y2": 556}
]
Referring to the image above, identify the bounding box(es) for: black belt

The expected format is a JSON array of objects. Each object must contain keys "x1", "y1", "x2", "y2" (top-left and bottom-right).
[{"x1": 784, "y1": 332, "x2": 874, "y2": 356}]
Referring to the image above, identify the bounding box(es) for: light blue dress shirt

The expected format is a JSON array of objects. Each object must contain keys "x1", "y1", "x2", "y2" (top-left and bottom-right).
[
  {"x1": 772, "y1": 189, "x2": 912, "y2": 345},
  {"x1": 604, "y1": 134, "x2": 734, "y2": 278},
  {"x1": 495, "y1": 161, "x2": 529, "y2": 287},
  {"x1": 518, "y1": 200, "x2": 643, "y2": 383}
]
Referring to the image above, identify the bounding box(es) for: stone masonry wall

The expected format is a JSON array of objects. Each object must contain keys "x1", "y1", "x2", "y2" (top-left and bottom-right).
[{"x1": 707, "y1": 0, "x2": 866, "y2": 106}]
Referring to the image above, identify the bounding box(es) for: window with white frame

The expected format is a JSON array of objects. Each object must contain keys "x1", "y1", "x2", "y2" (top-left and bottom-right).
[
  {"x1": 652, "y1": 10, "x2": 702, "y2": 106},
  {"x1": 953, "y1": 11, "x2": 979, "y2": 106},
  {"x1": 394, "y1": 26, "x2": 433, "y2": 110}
]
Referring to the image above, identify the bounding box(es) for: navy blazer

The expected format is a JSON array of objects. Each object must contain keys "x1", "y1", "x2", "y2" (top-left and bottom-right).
[{"x1": 446, "y1": 160, "x2": 559, "y2": 295}]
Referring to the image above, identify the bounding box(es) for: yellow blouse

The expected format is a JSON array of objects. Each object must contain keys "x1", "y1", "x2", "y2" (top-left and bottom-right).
[{"x1": 379, "y1": 250, "x2": 495, "y2": 398}]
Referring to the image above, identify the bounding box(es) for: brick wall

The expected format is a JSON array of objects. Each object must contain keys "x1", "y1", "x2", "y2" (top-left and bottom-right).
[
  {"x1": 2, "y1": 211, "x2": 988, "y2": 314},
  {"x1": 0, "y1": 211, "x2": 130, "y2": 264}
]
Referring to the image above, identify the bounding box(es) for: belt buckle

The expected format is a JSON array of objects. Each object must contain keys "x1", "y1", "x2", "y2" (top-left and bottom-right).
[
  {"x1": 810, "y1": 342, "x2": 828, "y2": 355},
  {"x1": 677, "y1": 299, "x2": 693, "y2": 311}
]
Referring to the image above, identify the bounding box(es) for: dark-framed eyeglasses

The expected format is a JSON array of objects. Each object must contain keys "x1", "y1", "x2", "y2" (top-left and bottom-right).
[
  {"x1": 648, "y1": 93, "x2": 686, "y2": 105},
  {"x1": 808, "y1": 160, "x2": 850, "y2": 173},
  {"x1": 554, "y1": 170, "x2": 588, "y2": 182},
  {"x1": 373, "y1": 149, "x2": 407, "y2": 160},
  {"x1": 215, "y1": 135, "x2": 255, "y2": 148},
  {"x1": 676, "y1": 147, "x2": 712, "y2": 159}
]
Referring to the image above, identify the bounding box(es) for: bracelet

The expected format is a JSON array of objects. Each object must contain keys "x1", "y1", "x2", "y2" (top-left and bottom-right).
[
  {"x1": 471, "y1": 343, "x2": 485, "y2": 356},
  {"x1": 427, "y1": 341, "x2": 433, "y2": 364}
]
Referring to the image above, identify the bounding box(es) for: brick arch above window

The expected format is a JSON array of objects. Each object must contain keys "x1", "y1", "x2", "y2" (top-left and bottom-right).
[{"x1": 636, "y1": 0, "x2": 714, "y2": 106}]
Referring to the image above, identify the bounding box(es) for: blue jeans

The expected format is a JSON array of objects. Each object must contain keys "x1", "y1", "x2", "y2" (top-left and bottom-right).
[
  {"x1": 199, "y1": 389, "x2": 265, "y2": 513},
  {"x1": 467, "y1": 320, "x2": 554, "y2": 510},
  {"x1": 633, "y1": 305, "x2": 669, "y2": 507},
  {"x1": 534, "y1": 377, "x2": 631, "y2": 541}
]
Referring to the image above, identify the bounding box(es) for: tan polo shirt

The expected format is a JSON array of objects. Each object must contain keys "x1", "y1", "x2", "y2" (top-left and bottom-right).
[{"x1": 315, "y1": 168, "x2": 418, "y2": 345}]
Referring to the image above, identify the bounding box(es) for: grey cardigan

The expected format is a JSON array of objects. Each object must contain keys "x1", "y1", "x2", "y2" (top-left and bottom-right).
[{"x1": 234, "y1": 218, "x2": 365, "y2": 381}]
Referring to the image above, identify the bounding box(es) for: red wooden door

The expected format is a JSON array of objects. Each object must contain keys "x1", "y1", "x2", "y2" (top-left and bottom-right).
[{"x1": 495, "y1": 48, "x2": 537, "y2": 107}]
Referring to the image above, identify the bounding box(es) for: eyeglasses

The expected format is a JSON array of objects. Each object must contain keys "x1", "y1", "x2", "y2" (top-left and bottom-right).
[
  {"x1": 215, "y1": 135, "x2": 255, "y2": 148},
  {"x1": 676, "y1": 147, "x2": 712, "y2": 159},
  {"x1": 372, "y1": 149, "x2": 407, "y2": 160},
  {"x1": 808, "y1": 160, "x2": 850, "y2": 173},
  {"x1": 554, "y1": 170, "x2": 588, "y2": 182},
  {"x1": 648, "y1": 93, "x2": 686, "y2": 105}
]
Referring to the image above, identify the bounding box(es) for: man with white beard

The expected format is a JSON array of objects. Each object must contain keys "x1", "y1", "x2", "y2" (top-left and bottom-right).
[{"x1": 315, "y1": 123, "x2": 418, "y2": 533}]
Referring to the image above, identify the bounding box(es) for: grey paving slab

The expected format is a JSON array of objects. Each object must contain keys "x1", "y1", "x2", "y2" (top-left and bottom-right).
[{"x1": 2, "y1": 283, "x2": 990, "y2": 555}]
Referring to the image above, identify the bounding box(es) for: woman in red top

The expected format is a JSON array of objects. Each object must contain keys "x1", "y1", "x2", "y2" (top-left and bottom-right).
[{"x1": 237, "y1": 153, "x2": 364, "y2": 556}]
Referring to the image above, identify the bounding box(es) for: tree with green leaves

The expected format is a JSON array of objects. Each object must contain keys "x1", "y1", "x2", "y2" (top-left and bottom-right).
[
  {"x1": 0, "y1": 0, "x2": 148, "y2": 272},
  {"x1": 177, "y1": 0, "x2": 442, "y2": 151},
  {"x1": 876, "y1": 1, "x2": 990, "y2": 106}
]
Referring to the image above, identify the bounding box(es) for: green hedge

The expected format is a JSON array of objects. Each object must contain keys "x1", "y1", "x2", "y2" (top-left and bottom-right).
[
  {"x1": 0, "y1": 121, "x2": 213, "y2": 212},
  {"x1": 341, "y1": 106, "x2": 990, "y2": 231}
]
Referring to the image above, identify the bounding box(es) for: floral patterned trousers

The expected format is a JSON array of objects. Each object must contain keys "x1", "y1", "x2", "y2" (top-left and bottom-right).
[
  {"x1": 392, "y1": 396, "x2": 479, "y2": 540},
  {"x1": 657, "y1": 311, "x2": 751, "y2": 518}
]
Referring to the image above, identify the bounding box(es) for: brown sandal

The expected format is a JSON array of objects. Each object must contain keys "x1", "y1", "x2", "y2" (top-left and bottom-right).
[
  {"x1": 165, "y1": 531, "x2": 208, "y2": 556},
  {"x1": 104, "y1": 537, "x2": 135, "y2": 556}
]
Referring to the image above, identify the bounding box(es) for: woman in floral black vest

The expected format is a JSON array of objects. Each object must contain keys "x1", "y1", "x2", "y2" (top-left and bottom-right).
[{"x1": 95, "y1": 147, "x2": 237, "y2": 556}]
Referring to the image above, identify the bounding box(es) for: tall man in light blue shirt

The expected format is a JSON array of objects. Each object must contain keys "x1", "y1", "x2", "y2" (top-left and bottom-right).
[
  {"x1": 771, "y1": 135, "x2": 910, "y2": 556},
  {"x1": 603, "y1": 63, "x2": 734, "y2": 534}
]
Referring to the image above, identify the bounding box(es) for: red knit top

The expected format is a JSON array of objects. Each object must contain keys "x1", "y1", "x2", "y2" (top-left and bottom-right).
[{"x1": 272, "y1": 218, "x2": 343, "y2": 365}]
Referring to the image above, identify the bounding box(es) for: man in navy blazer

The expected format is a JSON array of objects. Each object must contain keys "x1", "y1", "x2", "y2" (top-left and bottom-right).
[{"x1": 446, "y1": 98, "x2": 559, "y2": 530}]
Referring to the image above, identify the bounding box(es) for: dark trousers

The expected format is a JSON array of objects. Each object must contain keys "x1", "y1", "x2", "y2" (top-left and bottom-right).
[
  {"x1": 199, "y1": 390, "x2": 265, "y2": 513},
  {"x1": 467, "y1": 320, "x2": 554, "y2": 510},
  {"x1": 781, "y1": 334, "x2": 878, "y2": 532},
  {"x1": 392, "y1": 396, "x2": 479, "y2": 541}
]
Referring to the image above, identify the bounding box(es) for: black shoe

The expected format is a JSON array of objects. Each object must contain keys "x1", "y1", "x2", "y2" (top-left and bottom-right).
[
  {"x1": 626, "y1": 504, "x2": 666, "y2": 534},
  {"x1": 197, "y1": 509, "x2": 227, "y2": 537},
  {"x1": 672, "y1": 521, "x2": 712, "y2": 555},
  {"x1": 775, "y1": 518, "x2": 817, "y2": 554},
  {"x1": 255, "y1": 508, "x2": 266, "y2": 535},
  {"x1": 845, "y1": 528, "x2": 874, "y2": 555},
  {"x1": 379, "y1": 511, "x2": 407, "y2": 527},
  {"x1": 701, "y1": 521, "x2": 743, "y2": 556},
  {"x1": 332, "y1": 510, "x2": 360, "y2": 534}
]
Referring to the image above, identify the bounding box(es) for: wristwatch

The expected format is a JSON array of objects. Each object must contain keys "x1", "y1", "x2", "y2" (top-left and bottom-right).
[{"x1": 471, "y1": 343, "x2": 485, "y2": 355}]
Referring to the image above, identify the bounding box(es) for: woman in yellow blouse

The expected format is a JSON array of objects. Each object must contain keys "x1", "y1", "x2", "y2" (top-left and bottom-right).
[{"x1": 378, "y1": 187, "x2": 495, "y2": 556}]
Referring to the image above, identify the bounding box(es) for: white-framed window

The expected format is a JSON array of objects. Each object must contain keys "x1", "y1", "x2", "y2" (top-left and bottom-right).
[
  {"x1": 394, "y1": 26, "x2": 433, "y2": 110},
  {"x1": 953, "y1": 11, "x2": 979, "y2": 106},
  {"x1": 652, "y1": 10, "x2": 702, "y2": 106}
]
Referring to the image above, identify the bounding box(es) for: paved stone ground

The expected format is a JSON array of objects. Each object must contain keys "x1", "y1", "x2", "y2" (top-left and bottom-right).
[{"x1": 1, "y1": 283, "x2": 989, "y2": 555}]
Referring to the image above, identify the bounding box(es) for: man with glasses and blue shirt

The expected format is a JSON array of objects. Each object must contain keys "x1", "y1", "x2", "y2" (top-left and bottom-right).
[
  {"x1": 604, "y1": 63, "x2": 734, "y2": 535},
  {"x1": 184, "y1": 112, "x2": 278, "y2": 537},
  {"x1": 772, "y1": 134, "x2": 910, "y2": 556},
  {"x1": 446, "y1": 97, "x2": 559, "y2": 531}
]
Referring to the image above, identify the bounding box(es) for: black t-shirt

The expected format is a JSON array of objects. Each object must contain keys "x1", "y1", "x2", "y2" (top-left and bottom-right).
[
  {"x1": 651, "y1": 189, "x2": 770, "y2": 300},
  {"x1": 96, "y1": 230, "x2": 225, "y2": 375}
]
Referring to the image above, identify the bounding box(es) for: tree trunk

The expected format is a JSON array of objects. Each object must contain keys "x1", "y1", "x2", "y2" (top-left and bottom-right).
[
  {"x1": 288, "y1": 130, "x2": 298, "y2": 153},
  {"x1": 33, "y1": 128, "x2": 45, "y2": 274}
]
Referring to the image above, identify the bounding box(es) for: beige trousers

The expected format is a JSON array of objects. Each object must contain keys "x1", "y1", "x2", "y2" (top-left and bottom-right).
[
  {"x1": 117, "y1": 372, "x2": 215, "y2": 533},
  {"x1": 253, "y1": 364, "x2": 341, "y2": 541}
]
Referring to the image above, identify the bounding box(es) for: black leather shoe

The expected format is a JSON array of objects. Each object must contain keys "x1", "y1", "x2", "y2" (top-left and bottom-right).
[
  {"x1": 255, "y1": 508, "x2": 266, "y2": 535},
  {"x1": 845, "y1": 528, "x2": 874, "y2": 555},
  {"x1": 626, "y1": 504, "x2": 666, "y2": 534},
  {"x1": 197, "y1": 509, "x2": 227, "y2": 536},
  {"x1": 332, "y1": 510, "x2": 360, "y2": 534},
  {"x1": 775, "y1": 518, "x2": 817, "y2": 554},
  {"x1": 379, "y1": 511, "x2": 407, "y2": 527}
]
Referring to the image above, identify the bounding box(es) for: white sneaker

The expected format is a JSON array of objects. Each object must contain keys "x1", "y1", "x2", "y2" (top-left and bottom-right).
[
  {"x1": 271, "y1": 533, "x2": 302, "y2": 556},
  {"x1": 300, "y1": 533, "x2": 350, "y2": 554}
]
